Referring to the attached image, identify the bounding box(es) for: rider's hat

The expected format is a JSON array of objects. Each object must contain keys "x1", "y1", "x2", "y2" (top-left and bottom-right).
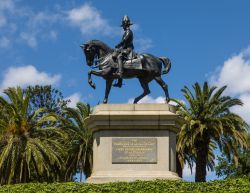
[{"x1": 120, "y1": 15, "x2": 133, "y2": 27}]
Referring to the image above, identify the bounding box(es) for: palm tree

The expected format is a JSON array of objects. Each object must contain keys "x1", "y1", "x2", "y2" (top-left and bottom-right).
[
  {"x1": 173, "y1": 82, "x2": 248, "y2": 182},
  {"x1": 176, "y1": 144, "x2": 195, "y2": 178},
  {"x1": 62, "y1": 102, "x2": 92, "y2": 182},
  {"x1": 0, "y1": 87, "x2": 66, "y2": 185}
]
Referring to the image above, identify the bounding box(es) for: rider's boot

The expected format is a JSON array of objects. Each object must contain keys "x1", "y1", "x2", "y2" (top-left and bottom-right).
[
  {"x1": 113, "y1": 78, "x2": 123, "y2": 88},
  {"x1": 114, "y1": 56, "x2": 123, "y2": 78},
  {"x1": 162, "y1": 69, "x2": 167, "y2": 74}
]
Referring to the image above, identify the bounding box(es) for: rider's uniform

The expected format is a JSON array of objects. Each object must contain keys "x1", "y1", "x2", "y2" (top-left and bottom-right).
[{"x1": 116, "y1": 28, "x2": 134, "y2": 57}]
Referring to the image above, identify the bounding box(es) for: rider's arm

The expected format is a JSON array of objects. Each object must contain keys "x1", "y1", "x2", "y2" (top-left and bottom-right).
[
  {"x1": 122, "y1": 30, "x2": 131, "y2": 42},
  {"x1": 115, "y1": 30, "x2": 131, "y2": 49}
]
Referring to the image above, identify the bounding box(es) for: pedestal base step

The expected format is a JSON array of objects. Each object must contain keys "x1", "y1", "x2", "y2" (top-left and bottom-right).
[{"x1": 87, "y1": 171, "x2": 181, "y2": 184}]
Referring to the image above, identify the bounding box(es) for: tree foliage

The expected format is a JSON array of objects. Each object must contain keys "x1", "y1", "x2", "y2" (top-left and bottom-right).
[
  {"x1": 62, "y1": 102, "x2": 93, "y2": 181},
  {"x1": 26, "y1": 85, "x2": 70, "y2": 115},
  {"x1": 0, "y1": 87, "x2": 66, "y2": 185},
  {"x1": 216, "y1": 134, "x2": 250, "y2": 178},
  {"x1": 172, "y1": 82, "x2": 248, "y2": 182}
]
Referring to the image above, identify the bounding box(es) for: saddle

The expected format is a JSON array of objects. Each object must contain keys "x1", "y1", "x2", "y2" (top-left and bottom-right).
[
  {"x1": 123, "y1": 54, "x2": 143, "y2": 70},
  {"x1": 98, "y1": 52, "x2": 144, "y2": 70},
  {"x1": 111, "y1": 52, "x2": 144, "y2": 70}
]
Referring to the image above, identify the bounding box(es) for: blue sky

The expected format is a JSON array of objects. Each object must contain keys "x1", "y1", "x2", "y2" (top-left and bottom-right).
[{"x1": 1, "y1": 0, "x2": 250, "y2": 181}]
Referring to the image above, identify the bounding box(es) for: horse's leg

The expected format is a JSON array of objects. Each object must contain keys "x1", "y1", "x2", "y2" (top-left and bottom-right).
[
  {"x1": 88, "y1": 70, "x2": 96, "y2": 89},
  {"x1": 88, "y1": 69, "x2": 109, "y2": 89},
  {"x1": 103, "y1": 79, "x2": 114, "y2": 104},
  {"x1": 154, "y1": 76, "x2": 170, "y2": 103},
  {"x1": 134, "y1": 78, "x2": 150, "y2": 104}
]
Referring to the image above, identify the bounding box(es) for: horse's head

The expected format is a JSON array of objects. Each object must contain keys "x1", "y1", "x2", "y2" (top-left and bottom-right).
[
  {"x1": 80, "y1": 42, "x2": 97, "y2": 66},
  {"x1": 80, "y1": 40, "x2": 113, "y2": 66}
]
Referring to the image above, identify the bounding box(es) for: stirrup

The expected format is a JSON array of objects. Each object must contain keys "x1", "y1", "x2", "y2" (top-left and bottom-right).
[
  {"x1": 113, "y1": 82, "x2": 122, "y2": 88},
  {"x1": 162, "y1": 70, "x2": 167, "y2": 74},
  {"x1": 113, "y1": 72, "x2": 123, "y2": 78}
]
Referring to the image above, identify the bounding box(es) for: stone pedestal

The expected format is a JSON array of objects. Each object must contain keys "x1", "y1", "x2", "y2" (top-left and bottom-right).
[{"x1": 84, "y1": 104, "x2": 181, "y2": 183}]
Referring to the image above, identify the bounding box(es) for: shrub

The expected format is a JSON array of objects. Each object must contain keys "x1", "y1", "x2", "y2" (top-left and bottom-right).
[{"x1": 0, "y1": 178, "x2": 249, "y2": 193}]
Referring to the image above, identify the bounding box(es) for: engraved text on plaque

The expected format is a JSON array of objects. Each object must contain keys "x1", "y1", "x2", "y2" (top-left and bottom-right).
[{"x1": 112, "y1": 138, "x2": 157, "y2": 164}]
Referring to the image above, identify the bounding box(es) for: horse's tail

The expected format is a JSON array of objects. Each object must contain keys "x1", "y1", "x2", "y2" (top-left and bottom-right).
[{"x1": 159, "y1": 57, "x2": 171, "y2": 75}]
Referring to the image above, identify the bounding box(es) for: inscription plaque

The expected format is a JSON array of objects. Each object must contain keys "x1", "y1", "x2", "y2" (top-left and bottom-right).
[{"x1": 112, "y1": 138, "x2": 157, "y2": 164}]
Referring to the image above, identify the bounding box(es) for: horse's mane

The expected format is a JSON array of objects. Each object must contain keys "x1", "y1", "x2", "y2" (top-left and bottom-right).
[{"x1": 87, "y1": 40, "x2": 113, "y2": 53}]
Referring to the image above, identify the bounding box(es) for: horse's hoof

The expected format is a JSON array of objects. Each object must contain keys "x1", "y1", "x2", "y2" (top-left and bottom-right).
[
  {"x1": 91, "y1": 84, "x2": 96, "y2": 89},
  {"x1": 166, "y1": 98, "x2": 170, "y2": 104},
  {"x1": 103, "y1": 99, "x2": 107, "y2": 104},
  {"x1": 88, "y1": 81, "x2": 95, "y2": 89},
  {"x1": 133, "y1": 99, "x2": 138, "y2": 104}
]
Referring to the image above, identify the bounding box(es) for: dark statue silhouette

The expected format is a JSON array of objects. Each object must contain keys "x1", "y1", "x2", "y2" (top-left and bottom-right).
[
  {"x1": 80, "y1": 16, "x2": 171, "y2": 104},
  {"x1": 80, "y1": 40, "x2": 171, "y2": 104}
]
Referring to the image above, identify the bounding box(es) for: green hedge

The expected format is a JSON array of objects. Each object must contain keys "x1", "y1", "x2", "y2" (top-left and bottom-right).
[{"x1": 0, "y1": 178, "x2": 249, "y2": 193}]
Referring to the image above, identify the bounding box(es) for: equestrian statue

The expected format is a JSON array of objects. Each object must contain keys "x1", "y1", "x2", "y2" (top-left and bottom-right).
[{"x1": 80, "y1": 15, "x2": 171, "y2": 104}]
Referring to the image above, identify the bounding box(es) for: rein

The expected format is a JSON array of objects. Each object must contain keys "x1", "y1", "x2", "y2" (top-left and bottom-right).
[{"x1": 91, "y1": 53, "x2": 111, "y2": 69}]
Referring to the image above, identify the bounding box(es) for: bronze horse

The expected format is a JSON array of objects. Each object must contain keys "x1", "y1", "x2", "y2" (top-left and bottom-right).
[{"x1": 81, "y1": 40, "x2": 171, "y2": 104}]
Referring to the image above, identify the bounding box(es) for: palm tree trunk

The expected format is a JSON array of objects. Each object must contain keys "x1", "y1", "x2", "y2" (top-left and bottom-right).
[
  {"x1": 80, "y1": 166, "x2": 83, "y2": 182},
  {"x1": 176, "y1": 153, "x2": 183, "y2": 178},
  {"x1": 23, "y1": 162, "x2": 27, "y2": 183},
  {"x1": 195, "y1": 141, "x2": 208, "y2": 182}
]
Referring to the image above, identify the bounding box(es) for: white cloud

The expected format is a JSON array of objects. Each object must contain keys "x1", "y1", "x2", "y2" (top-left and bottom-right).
[
  {"x1": 128, "y1": 96, "x2": 166, "y2": 104},
  {"x1": 49, "y1": 30, "x2": 58, "y2": 40},
  {"x1": 1, "y1": 65, "x2": 61, "y2": 90},
  {"x1": 128, "y1": 95, "x2": 185, "y2": 106},
  {"x1": 28, "y1": 12, "x2": 59, "y2": 28},
  {"x1": 209, "y1": 46, "x2": 250, "y2": 124},
  {"x1": 0, "y1": 15, "x2": 7, "y2": 27},
  {"x1": 66, "y1": 93, "x2": 81, "y2": 108},
  {"x1": 0, "y1": 36, "x2": 10, "y2": 48},
  {"x1": 0, "y1": 0, "x2": 60, "y2": 49},
  {"x1": 0, "y1": 0, "x2": 15, "y2": 28},
  {"x1": 210, "y1": 47, "x2": 250, "y2": 95},
  {"x1": 67, "y1": 3, "x2": 118, "y2": 36},
  {"x1": 19, "y1": 11, "x2": 60, "y2": 48},
  {"x1": 231, "y1": 94, "x2": 250, "y2": 124},
  {"x1": 131, "y1": 23, "x2": 140, "y2": 31},
  {"x1": 0, "y1": 2, "x2": 119, "y2": 48},
  {"x1": 135, "y1": 37, "x2": 153, "y2": 52},
  {"x1": 127, "y1": 95, "x2": 182, "y2": 105},
  {"x1": 20, "y1": 32, "x2": 37, "y2": 48},
  {"x1": 0, "y1": 2, "x2": 148, "y2": 50},
  {"x1": 0, "y1": 0, "x2": 14, "y2": 11}
]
